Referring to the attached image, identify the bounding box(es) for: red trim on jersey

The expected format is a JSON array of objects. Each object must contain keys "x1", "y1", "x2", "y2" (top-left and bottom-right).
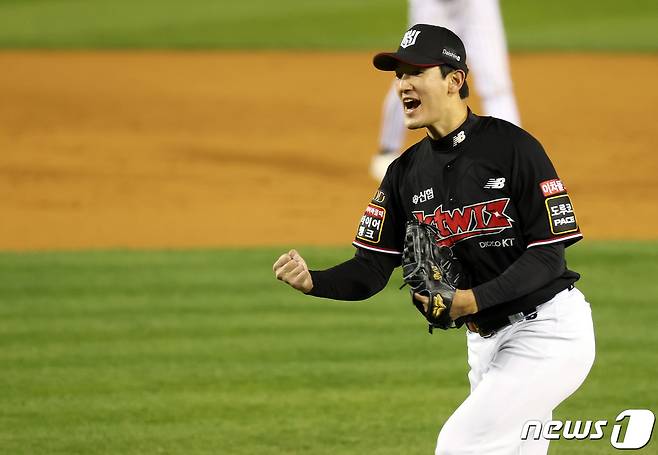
[
  {"x1": 526, "y1": 233, "x2": 583, "y2": 248},
  {"x1": 352, "y1": 240, "x2": 402, "y2": 255}
]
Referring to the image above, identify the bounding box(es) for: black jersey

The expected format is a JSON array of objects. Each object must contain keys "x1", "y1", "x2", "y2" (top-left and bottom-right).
[{"x1": 353, "y1": 110, "x2": 582, "y2": 315}]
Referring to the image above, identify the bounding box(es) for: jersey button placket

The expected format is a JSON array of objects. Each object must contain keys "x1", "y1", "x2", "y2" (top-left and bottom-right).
[{"x1": 445, "y1": 162, "x2": 456, "y2": 205}]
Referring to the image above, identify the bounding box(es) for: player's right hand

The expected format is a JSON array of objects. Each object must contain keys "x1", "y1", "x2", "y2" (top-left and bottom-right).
[{"x1": 273, "y1": 249, "x2": 313, "y2": 294}]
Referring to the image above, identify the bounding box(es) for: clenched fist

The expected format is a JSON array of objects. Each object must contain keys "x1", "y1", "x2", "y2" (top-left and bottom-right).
[{"x1": 273, "y1": 249, "x2": 313, "y2": 293}]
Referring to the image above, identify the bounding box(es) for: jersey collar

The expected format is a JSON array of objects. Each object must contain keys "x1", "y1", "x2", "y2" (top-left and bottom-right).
[{"x1": 428, "y1": 108, "x2": 479, "y2": 152}]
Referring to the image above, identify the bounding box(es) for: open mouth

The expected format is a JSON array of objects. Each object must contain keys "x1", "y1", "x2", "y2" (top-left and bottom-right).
[{"x1": 403, "y1": 97, "x2": 421, "y2": 113}]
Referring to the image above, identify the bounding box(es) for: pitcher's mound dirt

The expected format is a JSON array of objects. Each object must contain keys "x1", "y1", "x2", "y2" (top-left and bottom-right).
[{"x1": 0, "y1": 51, "x2": 656, "y2": 250}]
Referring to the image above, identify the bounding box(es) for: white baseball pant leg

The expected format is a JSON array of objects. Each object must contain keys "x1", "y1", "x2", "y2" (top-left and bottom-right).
[
  {"x1": 435, "y1": 287, "x2": 596, "y2": 455},
  {"x1": 378, "y1": 82, "x2": 408, "y2": 153},
  {"x1": 460, "y1": 0, "x2": 521, "y2": 125}
]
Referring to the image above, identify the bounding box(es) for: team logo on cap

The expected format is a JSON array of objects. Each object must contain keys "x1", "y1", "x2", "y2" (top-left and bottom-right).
[{"x1": 400, "y1": 30, "x2": 421, "y2": 48}]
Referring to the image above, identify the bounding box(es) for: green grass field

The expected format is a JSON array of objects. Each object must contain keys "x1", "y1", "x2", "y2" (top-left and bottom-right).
[
  {"x1": 1, "y1": 243, "x2": 656, "y2": 454},
  {"x1": 0, "y1": 0, "x2": 656, "y2": 50}
]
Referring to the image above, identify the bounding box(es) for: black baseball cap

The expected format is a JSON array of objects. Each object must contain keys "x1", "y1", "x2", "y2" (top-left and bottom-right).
[{"x1": 373, "y1": 24, "x2": 468, "y2": 74}]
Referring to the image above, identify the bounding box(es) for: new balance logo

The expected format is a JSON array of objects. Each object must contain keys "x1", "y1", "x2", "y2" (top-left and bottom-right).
[
  {"x1": 453, "y1": 130, "x2": 466, "y2": 147},
  {"x1": 484, "y1": 178, "x2": 506, "y2": 189},
  {"x1": 400, "y1": 30, "x2": 421, "y2": 48}
]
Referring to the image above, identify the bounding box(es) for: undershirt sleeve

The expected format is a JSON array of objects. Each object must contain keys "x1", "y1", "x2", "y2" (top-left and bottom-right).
[
  {"x1": 307, "y1": 247, "x2": 400, "y2": 301},
  {"x1": 472, "y1": 243, "x2": 565, "y2": 311}
]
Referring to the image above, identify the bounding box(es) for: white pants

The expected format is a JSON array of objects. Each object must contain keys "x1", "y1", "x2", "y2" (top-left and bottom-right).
[
  {"x1": 379, "y1": 0, "x2": 520, "y2": 152},
  {"x1": 435, "y1": 287, "x2": 596, "y2": 455}
]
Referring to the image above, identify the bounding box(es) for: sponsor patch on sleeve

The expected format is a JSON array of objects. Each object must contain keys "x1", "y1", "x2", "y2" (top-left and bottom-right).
[
  {"x1": 372, "y1": 189, "x2": 387, "y2": 204},
  {"x1": 356, "y1": 203, "x2": 386, "y2": 243},
  {"x1": 545, "y1": 195, "x2": 578, "y2": 235},
  {"x1": 540, "y1": 179, "x2": 566, "y2": 197}
]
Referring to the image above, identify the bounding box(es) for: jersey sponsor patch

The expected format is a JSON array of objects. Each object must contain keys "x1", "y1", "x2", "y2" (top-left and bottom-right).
[
  {"x1": 478, "y1": 238, "x2": 516, "y2": 249},
  {"x1": 412, "y1": 187, "x2": 434, "y2": 205},
  {"x1": 546, "y1": 195, "x2": 578, "y2": 234},
  {"x1": 540, "y1": 179, "x2": 566, "y2": 197},
  {"x1": 356, "y1": 203, "x2": 386, "y2": 243},
  {"x1": 372, "y1": 189, "x2": 387, "y2": 204}
]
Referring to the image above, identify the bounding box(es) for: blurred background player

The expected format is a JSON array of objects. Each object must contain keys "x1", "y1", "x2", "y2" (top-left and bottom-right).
[{"x1": 371, "y1": 0, "x2": 521, "y2": 180}]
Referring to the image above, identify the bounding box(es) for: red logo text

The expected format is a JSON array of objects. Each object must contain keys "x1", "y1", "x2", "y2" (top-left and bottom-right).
[{"x1": 413, "y1": 198, "x2": 514, "y2": 246}]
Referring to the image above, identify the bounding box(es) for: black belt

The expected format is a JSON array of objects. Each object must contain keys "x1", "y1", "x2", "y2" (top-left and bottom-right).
[
  {"x1": 467, "y1": 284, "x2": 574, "y2": 338},
  {"x1": 466, "y1": 307, "x2": 538, "y2": 338}
]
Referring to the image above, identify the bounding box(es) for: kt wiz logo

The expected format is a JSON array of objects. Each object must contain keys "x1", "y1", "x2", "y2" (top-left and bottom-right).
[
  {"x1": 412, "y1": 198, "x2": 513, "y2": 247},
  {"x1": 400, "y1": 29, "x2": 420, "y2": 48},
  {"x1": 521, "y1": 409, "x2": 655, "y2": 449}
]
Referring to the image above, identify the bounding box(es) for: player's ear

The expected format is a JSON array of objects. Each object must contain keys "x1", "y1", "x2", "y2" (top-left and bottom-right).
[{"x1": 448, "y1": 70, "x2": 465, "y2": 95}]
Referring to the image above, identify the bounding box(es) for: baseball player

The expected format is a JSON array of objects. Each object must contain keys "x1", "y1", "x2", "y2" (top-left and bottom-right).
[
  {"x1": 274, "y1": 24, "x2": 595, "y2": 454},
  {"x1": 371, "y1": 0, "x2": 520, "y2": 180}
]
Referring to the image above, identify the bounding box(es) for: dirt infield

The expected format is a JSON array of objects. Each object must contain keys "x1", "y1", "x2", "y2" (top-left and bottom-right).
[{"x1": 0, "y1": 51, "x2": 656, "y2": 250}]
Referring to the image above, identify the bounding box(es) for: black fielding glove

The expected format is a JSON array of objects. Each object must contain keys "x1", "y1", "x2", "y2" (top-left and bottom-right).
[{"x1": 401, "y1": 220, "x2": 467, "y2": 333}]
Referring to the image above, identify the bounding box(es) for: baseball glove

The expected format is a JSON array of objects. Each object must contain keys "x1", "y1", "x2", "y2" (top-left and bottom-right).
[{"x1": 401, "y1": 220, "x2": 466, "y2": 333}]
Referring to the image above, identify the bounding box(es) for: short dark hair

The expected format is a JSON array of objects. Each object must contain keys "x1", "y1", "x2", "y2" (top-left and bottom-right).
[{"x1": 440, "y1": 65, "x2": 469, "y2": 99}]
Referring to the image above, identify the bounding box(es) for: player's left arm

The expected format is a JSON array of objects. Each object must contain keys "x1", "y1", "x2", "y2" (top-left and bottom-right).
[
  {"x1": 510, "y1": 129, "x2": 582, "y2": 248},
  {"x1": 414, "y1": 288, "x2": 478, "y2": 320},
  {"x1": 415, "y1": 243, "x2": 565, "y2": 318},
  {"x1": 469, "y1": 242, "x2": 565, "y2": 312},
  {"x1": 447, "y1": 130, "x2": 580, "y2": 316}
]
